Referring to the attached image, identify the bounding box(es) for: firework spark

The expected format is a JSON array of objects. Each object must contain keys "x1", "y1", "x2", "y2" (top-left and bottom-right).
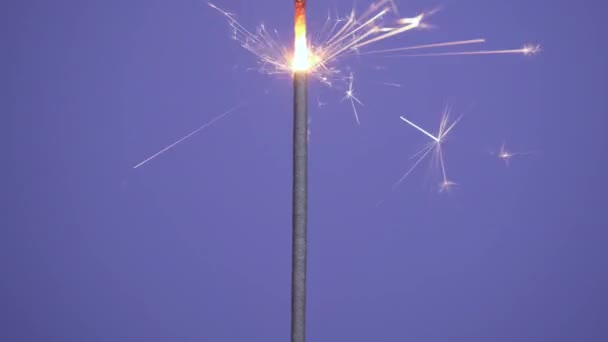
[
  {"x1": 341, "y1": 73, "x2": 364, "y2": 125},
  {"x1": 386, "y1": 43, "x2": 542, "y2": 58},
  {"x1": 495, "y1": 141, "x2": 536, "y2": 166},
  {"x1": 394, "y1": 106, "x2": 462, "y2": 192},
  {"x1": 357, "y1": 38, "x2": 487, "y2": 55},
  {"x1": 132, "y1": 105, "x2": 241, "y2": 169}
]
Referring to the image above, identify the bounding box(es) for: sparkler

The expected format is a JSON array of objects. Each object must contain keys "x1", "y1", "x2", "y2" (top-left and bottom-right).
[
  {"x1": 131, "y1": 2, "x2": 540, "y2": 340},
  {"x1": 292, "y1": 2, "x2": 308, "y2": 342}
]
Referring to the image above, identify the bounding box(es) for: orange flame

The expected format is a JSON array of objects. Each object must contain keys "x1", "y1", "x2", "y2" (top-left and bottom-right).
[{"x1": 293, "y1": 1, "x2": 310, "y2": 72}]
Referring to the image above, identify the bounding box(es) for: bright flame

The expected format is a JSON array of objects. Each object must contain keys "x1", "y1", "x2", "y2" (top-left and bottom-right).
[{"x1": 293, "y1": 1, "x2": 310, "y2": 72}]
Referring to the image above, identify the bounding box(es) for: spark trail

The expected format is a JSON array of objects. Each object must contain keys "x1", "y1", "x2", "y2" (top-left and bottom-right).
[
  {"x1": 356, "y1": 38, "x2": 487, "y2": 55},
  {"x1": 387, "y1": 44, "x2": 542, "y2": 58},
  {"x1": 133, "y1": 105, "x2": 241, "y2": 169},
  {"x1": 133, "y1": 1, "x2": 539, "y2": 181}
]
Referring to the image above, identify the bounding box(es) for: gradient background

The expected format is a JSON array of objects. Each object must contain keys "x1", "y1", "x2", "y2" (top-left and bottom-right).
[{"x1": 3, "y1": 0, "x2": 607, "y2": 341}]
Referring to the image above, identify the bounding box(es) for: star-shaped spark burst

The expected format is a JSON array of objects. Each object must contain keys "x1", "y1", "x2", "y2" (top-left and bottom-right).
[
  {"x1": 341, "y1": 73, "x2": 364, "y2": 125},
  {"x1": 394, "y1": 106, "x2": 462, "y2": 192},
  {"x1": 495, "y1": 141, "x2": 536, "y2": 166}
]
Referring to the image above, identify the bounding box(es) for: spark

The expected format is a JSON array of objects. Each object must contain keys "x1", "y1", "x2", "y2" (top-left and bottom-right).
[
  {"x1": 523, "y1": 44, "x2": 542, "y2": 55},
  {"x1": 399, "y1": 116, "x2": 440, "y2": 143},
  {"x1": 133, "y1": 105, "x2": 241, "y2": 169},
  {"x1": 380, "y1": 82, "x2": 402, "y2": 87},
  {"x1": 394, "y1": 106, "x2": 462, "y2": 191},
  {"x1": 317, "y1": 96, "x2": 327, "y2": 108},
  {"x1": 349, "y1": 13, "x2": 424, "y2": 50},
  {"x1": 341, "y1": 73, "x2": 364, "y2": 125},
  {"x1": 495, "y1": 141, "x2": 536, "y2": 166},
  {"x1": 386, "y1": 43, "x2": 542, "y2": 58},
  {"x1": 293, "y1": 0, "x2": 310, "y2": 71},
  {"x1": 209, "y1": 1, "x2": 537, "y2": 126},
  {"x1": 356, "y1": 38, "x2": 486, "y2": 55}
]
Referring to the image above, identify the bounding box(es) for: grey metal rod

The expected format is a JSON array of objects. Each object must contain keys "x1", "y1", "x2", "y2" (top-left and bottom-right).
[{"x1": 291, "y1": 71, "x2": 308, "y2": 342}]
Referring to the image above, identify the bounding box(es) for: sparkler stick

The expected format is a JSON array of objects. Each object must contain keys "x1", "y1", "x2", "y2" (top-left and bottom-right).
[{"x1": 292, "y1": 1, "x2": 308, "y2": 342}]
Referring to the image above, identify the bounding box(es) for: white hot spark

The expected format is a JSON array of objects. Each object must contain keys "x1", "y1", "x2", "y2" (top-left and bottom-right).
[{"x1": 394, "y1": 106, "x2": 462, "y2": 192}]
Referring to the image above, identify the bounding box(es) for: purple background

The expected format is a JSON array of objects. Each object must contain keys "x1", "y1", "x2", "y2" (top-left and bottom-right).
[{"x1": 4, "y1": 0, "x2": 607, "y2": 341}]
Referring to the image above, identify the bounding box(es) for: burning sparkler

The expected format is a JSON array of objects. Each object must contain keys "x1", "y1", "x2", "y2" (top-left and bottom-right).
[
  {"x1": 292, "y1": 2, "x2": 308, "y2": 342},
  {"x1": 135, "y1": 1, "x2": 539, "y2": 186},
  {"x1": 341, "y1": 73, "x2": 364, "y2": 125},
  {"x1": 131, "y1": 2, "x2": 540, "y2": 341}
]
